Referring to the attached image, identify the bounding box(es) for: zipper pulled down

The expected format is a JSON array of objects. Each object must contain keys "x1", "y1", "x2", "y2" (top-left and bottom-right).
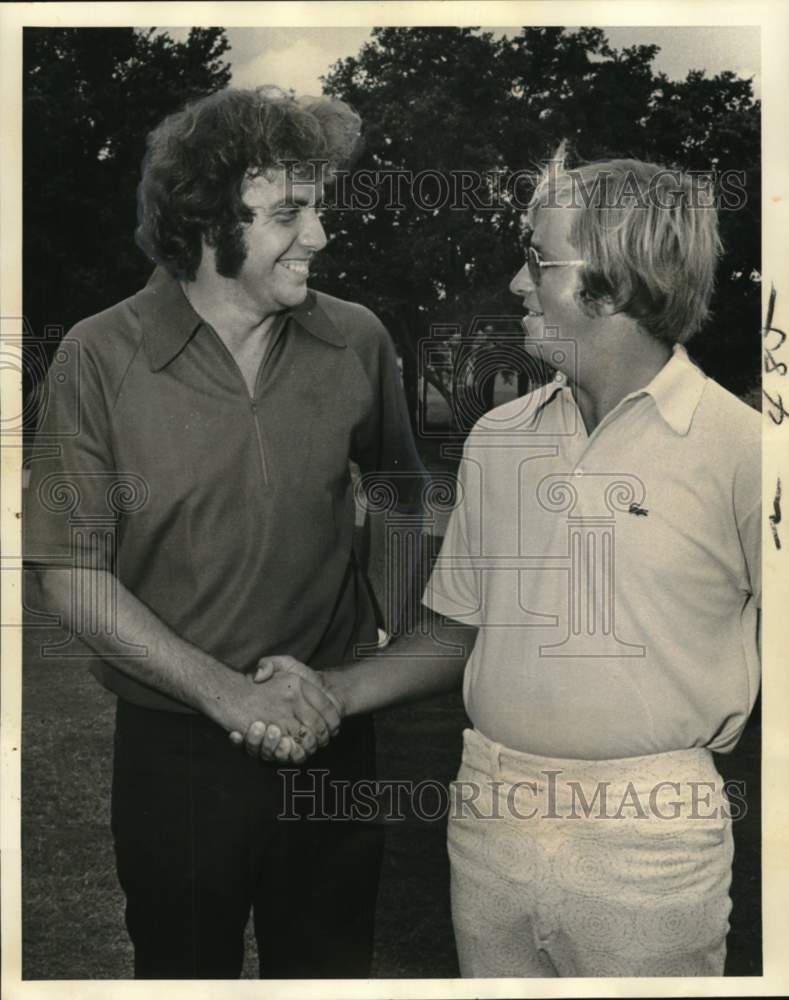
[{"x1": 250, "y1": 402, "x2": 270, "y2": 484}]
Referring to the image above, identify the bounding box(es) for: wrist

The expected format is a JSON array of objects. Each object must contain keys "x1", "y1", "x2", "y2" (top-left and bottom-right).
[
  {"x1": 194, "y1": 663, "x2": 250, "y2": 729},
  {"x1": 323, "y1": 668, "x2": 354, "y2": 718}
]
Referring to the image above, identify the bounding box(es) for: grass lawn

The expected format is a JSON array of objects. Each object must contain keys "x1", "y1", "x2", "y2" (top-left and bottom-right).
[{"x1": 21, "y1": 615, "x2": 761, "y2": 980}]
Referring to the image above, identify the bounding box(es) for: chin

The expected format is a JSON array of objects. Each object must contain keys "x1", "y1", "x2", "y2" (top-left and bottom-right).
[
  {"x1": 277, "y1": 285, "x2": 309, "y2": 309},
  {"x1": 522, "y1": 317, "x2": 545, "y2": 340}
]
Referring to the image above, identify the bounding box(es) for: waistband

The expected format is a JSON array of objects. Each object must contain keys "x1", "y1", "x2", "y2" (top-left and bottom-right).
[{"x1": 461, "y1": 727, "x2": 721, "y2": 801}]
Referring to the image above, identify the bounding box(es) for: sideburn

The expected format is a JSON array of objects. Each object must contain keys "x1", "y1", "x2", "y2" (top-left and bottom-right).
[{"x1": 208, "y1": 219, "x2": 248, "y2": 279}]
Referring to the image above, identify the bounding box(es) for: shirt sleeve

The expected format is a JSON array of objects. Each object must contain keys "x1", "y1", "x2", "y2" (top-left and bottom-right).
[
  {"x1": 422, "y1": 445, "x2": 483, "y2": 625},
  {"x1": 24, "y1": 333, "x2": 119, "y2": 570},
  {"x1": 350, "y1": 311, "x2": 430, "y2": 512},
  {"x1": 731, "y1": 440, "x2": 761, "y2": 608},
  {"x1": 737, "y1": 496, "x2": 761, "y2": 608}
]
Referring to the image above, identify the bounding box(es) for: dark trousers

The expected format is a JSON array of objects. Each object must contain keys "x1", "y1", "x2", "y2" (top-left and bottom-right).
[{"x1": 111, "y1": 699, "x2": 384, "y2": 979}]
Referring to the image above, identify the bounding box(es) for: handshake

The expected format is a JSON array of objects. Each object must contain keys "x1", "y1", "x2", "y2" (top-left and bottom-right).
[{"x1": 228, "y1": 656, "x2": 345, "y2": 765}]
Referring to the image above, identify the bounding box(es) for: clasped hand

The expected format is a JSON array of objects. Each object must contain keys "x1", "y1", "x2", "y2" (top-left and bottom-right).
[{"x1": 228, "y1": 656, "x2": 342, "y2": 764}]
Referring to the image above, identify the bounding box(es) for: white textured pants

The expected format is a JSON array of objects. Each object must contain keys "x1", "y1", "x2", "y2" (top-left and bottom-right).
[{"x1": 448, "y1": 728, "x2": 734, "y2": 978}]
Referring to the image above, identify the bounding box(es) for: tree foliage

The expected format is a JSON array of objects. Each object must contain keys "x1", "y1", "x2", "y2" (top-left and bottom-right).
[
  {"x1": 316, "y1": 27, "x2": 761, "y2": 405},
  {"x1": 22, "y1": 26, "x2": 761, "y2": 425},
  {"x1": 23, "y1": 27, "x2": 231, "y2": 379}
]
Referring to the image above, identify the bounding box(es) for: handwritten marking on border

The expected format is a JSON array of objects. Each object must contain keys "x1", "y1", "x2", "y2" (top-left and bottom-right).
[
  {"x1": 763, "y1": 285, "x2": 787, "y2": 425},
  {"x1": 769, "y1": 478, "x2": 782, "y2": 551}
]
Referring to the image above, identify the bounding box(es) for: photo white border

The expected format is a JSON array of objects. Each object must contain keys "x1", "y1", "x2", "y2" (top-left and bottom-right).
[{"x1": 2, "y1": 2, "x2": 787, "y2": 998}]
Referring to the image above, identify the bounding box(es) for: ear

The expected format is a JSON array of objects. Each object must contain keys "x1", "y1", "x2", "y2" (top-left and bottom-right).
[
  {"x1": 594, "y1": 294, "x2": 618, "y2": 317},
  {"x1": 577, "y1": 287, "x2": 616, "y2": 319}
]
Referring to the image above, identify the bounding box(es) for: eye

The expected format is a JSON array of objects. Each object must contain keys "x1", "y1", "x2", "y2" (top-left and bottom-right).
[{"x1": 275, "y1": 209, "x2": 300, "y2": 224}]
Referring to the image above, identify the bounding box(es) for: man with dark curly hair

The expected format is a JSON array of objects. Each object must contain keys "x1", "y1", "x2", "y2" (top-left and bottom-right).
[{"x1": 25, "y1": 86, "x2": 425, "y2": 979}]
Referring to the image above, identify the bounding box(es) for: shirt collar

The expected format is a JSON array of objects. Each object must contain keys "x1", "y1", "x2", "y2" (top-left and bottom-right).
[
  {"x1": 535, "y1": 376, "x2": 568, "y2": 415},
  {"x1": 136, "y1": 267, "x2": 203, "y2": 372},
  {"x1": 544, "y1": 344, "x2": 707, "y2": 437},
  {"x1": 136, "y1": 270, "x2": 346, "y2": 373},
  {"x1": 288, "y1": 291, "x2": 347, "y2": 348},
  {"x1": 632, "y1": 344, "x2": 707, "y2": 435}
]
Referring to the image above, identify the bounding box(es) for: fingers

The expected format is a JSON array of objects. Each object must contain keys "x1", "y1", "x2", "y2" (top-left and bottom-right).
[
  {"x1": 233, "y1": 721, "x2": 313, "y2": 765},
  {"x1": 254, "y1": 655, "x2": 323, "y2": 687},
  {"x1": 300, "y1": 682, "x2": 341, "y2": 737},
  {"x1": 274, "y1": 736, "x2": 306, "y2": 765},
  {"x1": 239, "y1": 721, "x2": 301, "y2": 765},
  {"x1": 294, "y1": 722, "x2": 318, "y2": 756},
  {"x1": 275, "y1": 655, "x2": 321, "y2": 684},
  {"x1": 321, "y1": 679, "x2": 345, "y2": 717},
  {"x1": 293, "y1": 698, "x2": 332, "y2": 748},
  {"x1": 244, "y1": 721, "x2": 280, "y2": 758}
]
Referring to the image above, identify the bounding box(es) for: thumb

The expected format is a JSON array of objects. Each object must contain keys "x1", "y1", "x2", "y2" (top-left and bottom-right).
[{"x1": 253, "y1": 659, "x2": 275, "y2": 683}]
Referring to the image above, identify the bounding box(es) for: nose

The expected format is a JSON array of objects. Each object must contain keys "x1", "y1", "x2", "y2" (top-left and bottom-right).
[
  {"x1": 300, "y1": 208, "x2": 327, "y2": 253},
  {"x1": 509, "y1": 259, "x2": 537, "y2": 299}
]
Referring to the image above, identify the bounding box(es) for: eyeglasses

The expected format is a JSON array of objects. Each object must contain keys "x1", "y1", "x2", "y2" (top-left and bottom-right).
[{"x1": 524, "y1": 244, "x2": 586, "y2": 287}]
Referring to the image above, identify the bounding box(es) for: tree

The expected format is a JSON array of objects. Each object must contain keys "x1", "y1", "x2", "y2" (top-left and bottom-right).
[
  {"x1": 316, "y1": 27, "x2": 761, "y2": 429},
  {"x1": 23, "y1": 27, "x2": 231, "y2": 407}
]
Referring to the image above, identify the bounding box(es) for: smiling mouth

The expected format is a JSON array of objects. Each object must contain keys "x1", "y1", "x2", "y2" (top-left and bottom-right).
[
  {"x1": 278, "y1": 259, "x2": 310, "y2": 276},
  {"x1": 521, "y1": 310, "x2": 544, "y2": 331}
]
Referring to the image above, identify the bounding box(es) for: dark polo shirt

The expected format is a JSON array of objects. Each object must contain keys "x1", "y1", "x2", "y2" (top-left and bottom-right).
[{"x1": 25, "y1": 267, "x2": 425, "y2": 712}]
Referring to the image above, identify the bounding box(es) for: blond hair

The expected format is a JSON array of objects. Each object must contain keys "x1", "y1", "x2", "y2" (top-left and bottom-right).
[{"x1": 530, "y1": 147, "x2": 722, "y2": 344}]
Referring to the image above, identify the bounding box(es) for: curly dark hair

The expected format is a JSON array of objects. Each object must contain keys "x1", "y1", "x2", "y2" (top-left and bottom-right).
[{"x1": 135, "y1": 86, "x2": 362, "y2": 280}]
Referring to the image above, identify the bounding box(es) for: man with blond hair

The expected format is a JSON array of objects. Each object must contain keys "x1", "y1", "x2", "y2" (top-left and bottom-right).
[{"x1": 246, "y1": 151, "x2": 761, "y2": 977}]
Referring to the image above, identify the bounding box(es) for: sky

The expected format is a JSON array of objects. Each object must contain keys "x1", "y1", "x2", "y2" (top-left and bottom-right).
[{"x1": 160, "y1": 25, "x2": 761, "y2": 99}]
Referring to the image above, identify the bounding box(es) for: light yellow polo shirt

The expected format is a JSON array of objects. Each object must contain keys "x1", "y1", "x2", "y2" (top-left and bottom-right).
[{"x1": 424, "y1": 346, "x2": 761, "y2": 758}]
